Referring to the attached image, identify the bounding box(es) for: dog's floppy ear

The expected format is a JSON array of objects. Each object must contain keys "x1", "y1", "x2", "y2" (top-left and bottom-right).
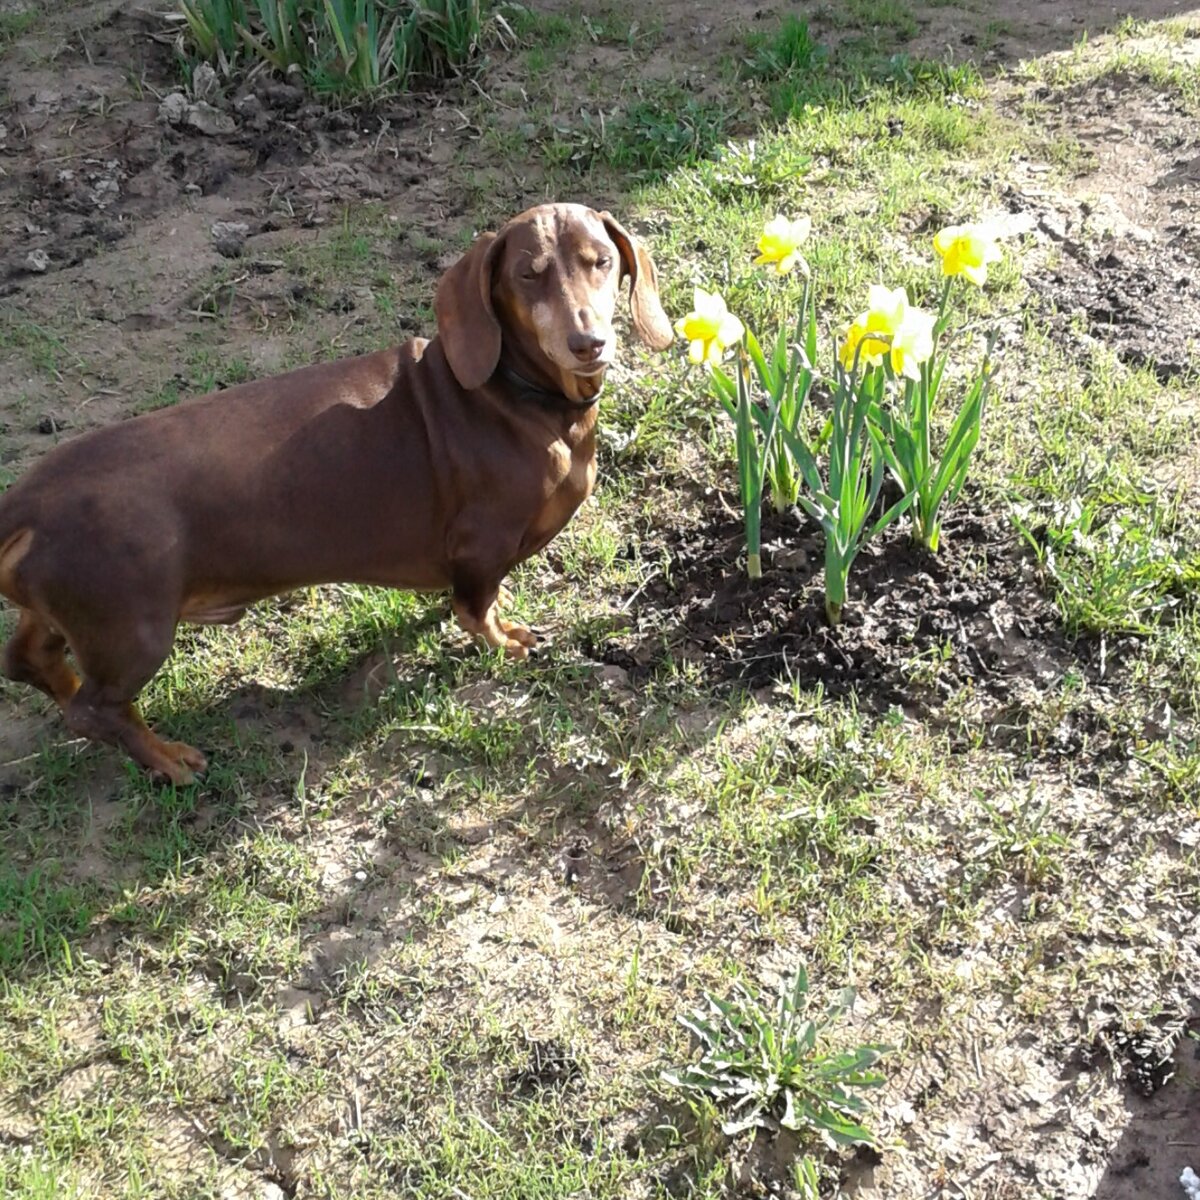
[
  {"x1": 600, "y1": 212, "x2": 674, "y2": 352},
  {"x1": 435, "y1": 230, "x2": 506, "y2": 390}
]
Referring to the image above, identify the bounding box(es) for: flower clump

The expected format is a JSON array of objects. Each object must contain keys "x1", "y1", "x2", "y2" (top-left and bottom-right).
[
  {"x1": 672, "y1": 208, "x2": 1007, "y2": 618},
  {"x1": 838, "y1": 284, "x2": 935, "y2": 382}
]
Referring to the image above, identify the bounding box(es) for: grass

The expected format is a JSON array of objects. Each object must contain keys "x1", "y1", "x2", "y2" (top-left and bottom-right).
[
  {"x1": 0, "y1": 7, "x2": 37, "y2": 52},
  {"x1": 1025, "y1": 15, "x2": 1200, "y2": 109},
  {"x1": 819, "y1": 0, "x2": 918, "y2": 41},
  {"x1": 2, "y1": 5, "x2": 1200, "y2": 1199}
]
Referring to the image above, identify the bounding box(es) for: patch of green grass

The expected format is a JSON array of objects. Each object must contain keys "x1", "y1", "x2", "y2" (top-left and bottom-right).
[
  {"x1": 0, "y1": 865, "x2": 98, "y2": 971},
  {"x1": 539, "y1": 84, "x2": 731, "y2": 179},
  {"x1": 1012, "y1": 486, "x2": 1200, "y2": 636},
  {"x1": 368, "y1": 1096, "x2": 645, "y2": 1197},
  {"x1": 740, "y1": 12, "x2": 982, "y2": 120},
  {"x1": 502, "y1": 3, "x2": 575, "y2": 48},
  {"x1": 0, "y1": 7, "x2": 36, "y2": 51},
  {"x1": 505, "y1": 0, "x2": 657, "y2": 52},
  {"x1": 1029, "y1": 27, "x2": 1200, "y2": 110},
  {"x1": 0, "y1": 314, "x2": 82, "y2": 379},
  {"x1": 994, "y1": 333, "x2": 1200, "y2": 635}
]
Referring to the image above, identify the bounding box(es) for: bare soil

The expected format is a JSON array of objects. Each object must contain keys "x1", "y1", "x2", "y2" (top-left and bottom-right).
[{"x1": 598, "y1": 502, "x2": 1106, "y2": 714}]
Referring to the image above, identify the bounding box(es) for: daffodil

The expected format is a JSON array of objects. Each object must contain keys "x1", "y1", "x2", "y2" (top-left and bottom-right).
[
  {"x1": 753, "y1": 214, "x2": 812, "y2": 275},
  {"x1": 838, "y1": 284, "x2": 906, "y2": 371},
  {"x1": 675, "y1": 287, "x2": 745, "y2": 365},
  {"x1": 838, "y1": 284, "x2": 934, "y2": 381},
  {"x1": 888, "y1": 306, "x2": 935, "y2": 381},
  {"x1": 932, "y1": 223, "x2": 1002, "y2": 286}
]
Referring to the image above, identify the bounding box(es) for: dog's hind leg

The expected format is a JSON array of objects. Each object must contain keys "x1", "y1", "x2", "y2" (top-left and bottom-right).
[
  {"x1": 63, "y1": 612, "x2": 206, "y2": 786},
  {"x1": 2, "y1": 608, "x2": 80, "y2": 708}
]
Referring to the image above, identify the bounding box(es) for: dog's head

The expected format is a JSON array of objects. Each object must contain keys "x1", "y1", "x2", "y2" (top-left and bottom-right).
[{"x1": 434, "y1": 203, "x2": 673, "y2": 404}]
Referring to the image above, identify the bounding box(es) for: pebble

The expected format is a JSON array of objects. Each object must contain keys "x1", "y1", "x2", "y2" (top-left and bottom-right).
[
  {"x1": 184, "y1": 101, "x2": 236, "y2": 137},
  {"x1": 211, "y1": 220, "x2": 250, "y2": 258},
  {"x1": 191, "y1": 62, "x2": 220, "y2": 104},
  {"x1": 157, "y1": 90, "x2": 236, "y2": 136},
  {"x1": 22, "y1": 249, "x2": 49, "y2": 274},
  {"x1": 157, "y1": 91, "x2": 189, "y2": 126}
]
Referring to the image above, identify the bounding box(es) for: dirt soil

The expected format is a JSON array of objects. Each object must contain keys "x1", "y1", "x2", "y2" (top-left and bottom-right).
[
  {"x1": 600, "y1": 502, "x2": 1108, "y2": 713},
  {"x1": 2, "y1": 1, "x2": 1200, "y2": 1199}
]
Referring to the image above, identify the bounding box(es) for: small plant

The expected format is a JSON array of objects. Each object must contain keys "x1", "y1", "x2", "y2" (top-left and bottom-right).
[
  {"x1": 240, "y1": 0, "x2": 309, "y2": 72},
  {"x1": 663, "y1": 964, "x2": 888, "y2": 1142},
  {"x1": 870, "y1": 224, "x2": 1001, "y2": 552},
  {"x1": 781, "y1": 333, "x2": 915, "y2": 625},
  {"x1": 174, "y1": 0, "x2": 488, "y2": 95},
  {"x1": 1012, "y1": 491, "x2": 1200, "y2": 635},
  {"x1": 975, "y1": 787, "x2": 1065, "y2": 885},
  {"x1": 179, "y1": 0, "x2": 247, "y2": 68},
  {"x1": 743, "y1": 14, "x2": 827, "y2": 79},
  {"x1": 323, "y1": 0, "x2": 391, "y2": 91}
]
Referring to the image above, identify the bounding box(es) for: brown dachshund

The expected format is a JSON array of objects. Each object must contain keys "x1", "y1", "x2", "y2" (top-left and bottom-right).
[{"x1": 0, "y1": 203, "x2": 673, "y2": 784}]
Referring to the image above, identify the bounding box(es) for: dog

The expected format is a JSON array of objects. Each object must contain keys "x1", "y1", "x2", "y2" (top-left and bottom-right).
[{"x1": 0, "y1": 203, "x2": 674, "y2": 784}]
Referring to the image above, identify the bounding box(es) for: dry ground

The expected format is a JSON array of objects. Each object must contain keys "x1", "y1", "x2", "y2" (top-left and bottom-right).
[{"x1": 1, "y1": 2, "x2": 1199, "y2": 1198}]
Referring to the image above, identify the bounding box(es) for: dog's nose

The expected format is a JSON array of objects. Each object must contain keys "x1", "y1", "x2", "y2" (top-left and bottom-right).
[{"x1": 568, "y1": 332, "x2": 607, "y2": 363}]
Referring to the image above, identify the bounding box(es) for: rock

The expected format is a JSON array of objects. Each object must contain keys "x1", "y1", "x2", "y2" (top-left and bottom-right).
[
  {"x1": 35, "y1": 415, "x2": 63, "y2": 435},
  {"x1": 157, "y1": 91, "x2": 188, "y2": 126},
  {"x1": 191, "y1": 62, "x2": 220, "y2": 105},
  {"x1": 597, "y1": 664, "x2": 630, "y2": 689},
  {"x1": 184, "y1": 101, "x2": 236, "y2": 137},
  {"x1": 257, "y1": 81, "x2": 304, "y2": 112},
  {"x1": 211, "y1": 220, "x2": 251, "y2": 258},
  {"x1": 22, "y1": 249, "x2": 49, "y2": 274},
  {"x1": 90, "y1": 174, "x2": 120, "y2": 210}
]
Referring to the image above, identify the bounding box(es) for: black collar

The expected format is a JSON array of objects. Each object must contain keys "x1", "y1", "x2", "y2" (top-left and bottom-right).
[{"x1": 497, "y1": 364, "x2": 601, "y2": 412}]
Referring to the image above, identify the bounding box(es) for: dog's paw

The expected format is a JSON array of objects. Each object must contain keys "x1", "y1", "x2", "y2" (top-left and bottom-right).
[
  {"x1": 500, "y1": 620, "x2": 537, "y2": 650},
  {"x1": 153, "y1": 741, "x2": 208, "y2": 786}
]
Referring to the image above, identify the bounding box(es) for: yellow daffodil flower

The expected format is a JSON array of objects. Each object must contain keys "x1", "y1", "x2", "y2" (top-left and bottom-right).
[
  {"x1": 838, "y1": 284, "x2": 934, "y2": 380},
  {"x1": 753, "y1": 214, "x2": 812, "y2": 275},
  {"x1": 675, "y1": 287, "x2": 745, "y2": 365},
  {"x1": 932, "y1": 222, "x2": 1002, "y2": 286}
]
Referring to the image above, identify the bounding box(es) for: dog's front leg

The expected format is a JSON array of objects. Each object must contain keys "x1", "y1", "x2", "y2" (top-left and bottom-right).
[{"x1": 450, "y1": 568, "x2": 537, "y2": 660}]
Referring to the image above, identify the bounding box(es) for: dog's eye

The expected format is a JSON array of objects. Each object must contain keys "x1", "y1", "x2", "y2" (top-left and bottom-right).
[
  {"x1": 595, "y1": 256, "x2": 612, "y2": 271},
  {"x1": 520, "y1": 268, "x2": 541, "y2": 282}
]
